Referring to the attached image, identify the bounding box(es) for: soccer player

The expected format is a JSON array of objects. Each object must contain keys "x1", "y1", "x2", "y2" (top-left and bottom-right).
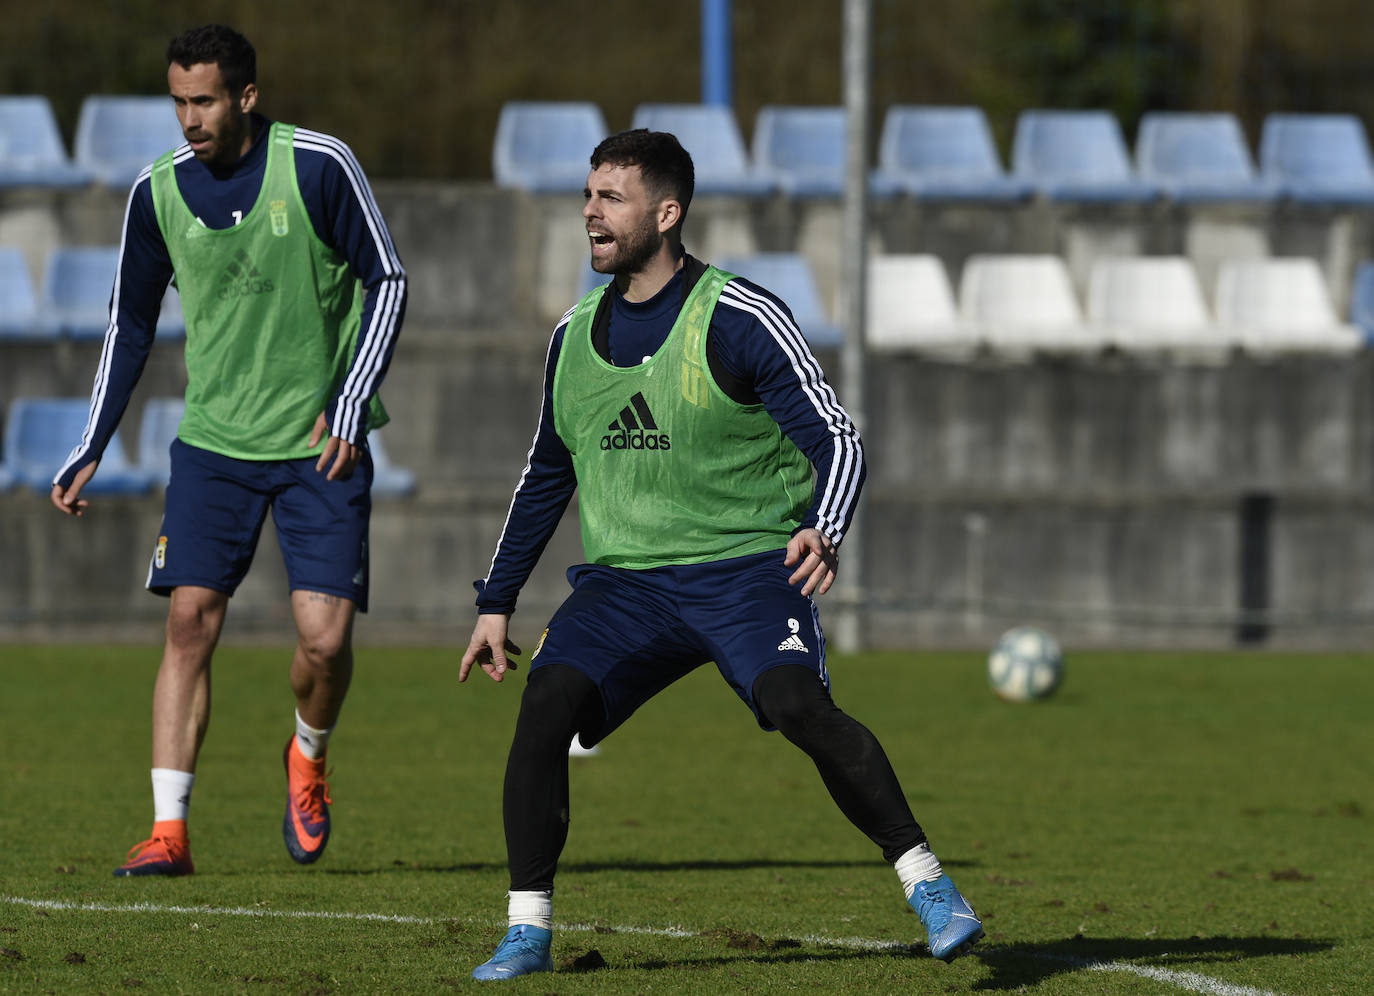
[
  {"x1": 49, "y1": 24, "x2": 406, "y2": 876},
  {"x1": 459, "y1": 129, "x2": 981, "y2": 980}
]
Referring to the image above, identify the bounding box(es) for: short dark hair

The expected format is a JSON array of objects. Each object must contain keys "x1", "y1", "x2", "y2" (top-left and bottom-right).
[
  {"x1": 166, "y1": 24, "x2": 256, "y2": 94},
  {"x1": 590, "y1": 129, "x2": 694, "y2": 216}
]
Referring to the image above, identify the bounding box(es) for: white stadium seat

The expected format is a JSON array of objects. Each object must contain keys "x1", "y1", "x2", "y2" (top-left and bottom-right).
[
  {"x1": 1214, "y1": 257, "x2": 1363, "y2": 354},
  {"x1": 865, "y1": 254, "x2": 977, "y2": 356},
  {"x1": 1086, "y1": 256, "x2": 1224, "y2": 356},
  {"x1": 959, "y1": 254, "x2": 1097, "y2": 355}
]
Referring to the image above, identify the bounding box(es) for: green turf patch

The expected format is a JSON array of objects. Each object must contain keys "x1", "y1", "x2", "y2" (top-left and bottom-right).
[{"x1": 1, "y1": 645, "x2": 1370, "y2": 993}]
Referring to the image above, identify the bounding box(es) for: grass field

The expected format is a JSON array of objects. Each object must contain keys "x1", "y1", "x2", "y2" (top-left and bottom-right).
[{"x1": 2, "y1": 643, "x2": 1371, "y2": 993}]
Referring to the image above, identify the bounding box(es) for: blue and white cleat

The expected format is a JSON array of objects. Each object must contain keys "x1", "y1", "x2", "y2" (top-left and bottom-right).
[
  {"x1": 472, "y1": 924, "x2": 554, "y2": 981},
  {"x1": 910, "y1": 874, "x2": 984, "y2": 962}
]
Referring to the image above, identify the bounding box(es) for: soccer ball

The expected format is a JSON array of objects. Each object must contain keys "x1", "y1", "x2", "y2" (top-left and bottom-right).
[{"x1": 987, "y1": 626, "x2": 1063, "y2": 702}]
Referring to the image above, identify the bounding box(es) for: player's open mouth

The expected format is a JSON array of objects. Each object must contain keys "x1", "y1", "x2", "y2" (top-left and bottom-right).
[{"x1": 589, "y1": 231, "x2": 615, "y2": 260}]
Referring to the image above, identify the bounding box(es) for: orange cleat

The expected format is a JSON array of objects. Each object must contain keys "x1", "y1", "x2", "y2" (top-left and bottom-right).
[
  {"x1": 282, "y1": 736, "x2": 332, "y2": 864},
  {"x1": 113, "y1": 820, "x2": 194, "y2": 877}
]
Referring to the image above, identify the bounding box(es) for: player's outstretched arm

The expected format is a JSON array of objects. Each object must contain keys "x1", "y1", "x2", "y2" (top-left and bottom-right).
[
  {"x1": 460, "y1": 613, "x2": 523, "y2": 684},
  {"x1": 784, "y1": 527, "x2": 839, "y2": 597},
  {"x1": 50, "y1": 461, "x2": 99, "y2": 517}
]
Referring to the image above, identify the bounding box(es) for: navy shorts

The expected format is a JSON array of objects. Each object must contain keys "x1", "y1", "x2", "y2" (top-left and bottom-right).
[
  {"x1": 528, "y1": 549, "x2": 829, "y2": 745},
  {"x1": 146, "y1": 438, "x2": 373, "y2": 610}
]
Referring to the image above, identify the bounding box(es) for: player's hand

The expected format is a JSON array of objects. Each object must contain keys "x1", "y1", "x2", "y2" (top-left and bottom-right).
[
  {"x1": 309, "y1": 412, "x2": 360, "y2": 481},
  {"x1": 50, "y1": 461, "x2": 98, "y2": 517},
  {"x1": 784, "y1": 528, "x2": 839, "y2": 597},
  {"x1": 460, "y1": 613, "x2": 522, "y2": 683}
]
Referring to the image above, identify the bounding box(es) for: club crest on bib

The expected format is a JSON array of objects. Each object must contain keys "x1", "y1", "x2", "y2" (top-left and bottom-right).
[{"x1": 270, "y1": 199, "x2": 289, "y2": 237}]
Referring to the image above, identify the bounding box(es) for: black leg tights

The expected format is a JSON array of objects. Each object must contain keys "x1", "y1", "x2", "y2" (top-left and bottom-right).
[
  {"x1": 753, "y1": 664, "x2": 926, "y2": 864},
  {"x1": 503, "y1": 664, "x2": 602, "y2": 892}
]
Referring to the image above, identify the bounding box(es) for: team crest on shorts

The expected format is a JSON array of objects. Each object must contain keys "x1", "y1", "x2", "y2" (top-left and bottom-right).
[
  {"x1": 155, "y1": 535, "x2": 168, "y2": 569},
  {"x1": 531, "y1": 628, "x2": 549, "y2": 661}
]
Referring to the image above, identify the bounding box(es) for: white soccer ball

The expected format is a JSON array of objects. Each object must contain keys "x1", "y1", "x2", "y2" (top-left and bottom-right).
[{"x1": 987, "y1": 626, "x2": 1063, "y2": 702}]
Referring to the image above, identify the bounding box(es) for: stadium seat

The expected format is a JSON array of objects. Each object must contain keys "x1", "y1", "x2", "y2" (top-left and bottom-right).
[
  {"x1": 39, "y1": 246, "x2": 117, "y2": 340},
  {"x1": 958, "y1": 254, "x2": 1097, "y2": 354},
  {"x1": 73, "y1": 95, "x2": 184, "y2": 189},
  {"x1": 717, "y1": 252, "x2": 841, "y2": 347},
  {"x1": 630, "y1": 103, "x2": 774, "y2": 196},
  {"x1": 135, "y1": 397, "x2": 185, "y2": 487},
  {"x1": 3, "y1": 397, "x2": 152, "y2": 494},
  {"x1": 870, "y1": 105, "x2": 1032, "y2": 201},
  {"x1": 0, "y1": 248, "x2": 55, "y2": 341},
  {"x1": 1258, "y1": 112, "x2": 1374, "y2": 205},
  {"x1": 492, "y1": 101, "x2": 608, "y2": 193},
  {"x1": 1213, "y1": 257, "x2": 1363, "y2": 353},
  {"x1": 0, "y1": 95, "x2": 92, "y2": 188},
  {"x1": 751, "y1": 105, "x2": 847, "y2": 197},
  {"x1": 1349, "y1": 261, "x2": 1374, "y2": 345},
  {"x1": 1085, "y1": 256, "x2": 1222, "y2": 354},
  {"x1": 865, "y1": 254, "x2": 976, "y2": 356},
  {"x1": 1135, "y1": 112, "x2": 1280, "y2": 204},
  {"x1": 1012, "y1": 110, "x2": 1160, "y2": 203},
  {"x1": 367, "y1": 430, "x2": 417, "y2": 498}
]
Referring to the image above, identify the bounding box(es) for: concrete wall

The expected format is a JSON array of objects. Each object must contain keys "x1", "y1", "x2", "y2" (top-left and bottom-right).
[{"x1": 3, "y1": 182, "x2": 1374, "y2": 650}]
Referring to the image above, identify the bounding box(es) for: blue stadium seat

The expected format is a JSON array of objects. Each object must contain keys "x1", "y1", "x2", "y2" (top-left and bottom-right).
[
  {"x1": 751, "y1": 105, "x2": 847, "y2": 198},
  {"x1": 717, "y1": 252, "x2": 840, "y2": 348},
  {"x1": 1259, "y1": 113, "x2": 1374, "y2": 205},
  {"x1": 492, "y1": 101, "x2": 608, "y2": 193},
  {"x1": 871, "y1": 106, "x2": 1032, "y2": 201},
  {"x1": 39, "y1": 246, "x2": 118, "y2": 340},
  {"x1": 1012, "y1": 109, "x2": 1160, "y2": 203},
  {"x1": 73, "y1": 95, "x2": 184, "y2": 189},
  {"x1": 1348, "y1": 262, "x2": 1374, "y2": 345},
  {"x1": 630, "y1": 103, "x2": 774, "y2": 196},
  {"x1": 136, "y1": 397, "x2": 185, "y2": 487},
  {"x1": 1135, "y1": 112, "x2": 1280, "y2": 204},
  {"x1": 0, "y1": 248, "x2": 55, "y2": 341},
  {"x1": 0, "y1": 96, "x2": 92, "y2": 188},
  {"x1": 367, "y1": 430, "x2": 416, "y2": 498},
  {"x1": 3, "y1": 397, "x2": 152, "y2": 495}
]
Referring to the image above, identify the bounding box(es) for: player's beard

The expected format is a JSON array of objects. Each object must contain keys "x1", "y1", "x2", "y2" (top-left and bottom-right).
[{"x1": 591, "y1": 211, "x2": 661, "y2": 276}]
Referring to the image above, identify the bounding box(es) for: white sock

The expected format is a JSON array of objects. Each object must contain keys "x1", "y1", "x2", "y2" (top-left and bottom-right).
[
  {"x1": 151, "y1": 768, "x2": 195, "y2": 823},
  {"x1": 894, "y1": 842, "x2": 944, "y2": 900},
  {"x1": 507, "y1": 890, "x2": 553, "y2": 930},
  {"x1": 294, "y1": 710, "x2": 334, "y2": 760}
]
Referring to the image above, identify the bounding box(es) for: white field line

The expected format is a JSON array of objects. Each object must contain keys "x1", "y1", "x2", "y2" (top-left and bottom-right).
[{"x1": 0, "y1": 895, "x2": 1287, "y2": 996}]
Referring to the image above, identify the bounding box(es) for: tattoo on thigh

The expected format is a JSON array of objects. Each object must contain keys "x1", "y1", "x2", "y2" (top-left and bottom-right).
[{"x1": 307, "y1": 592, "x2": 342, "y2": 606}]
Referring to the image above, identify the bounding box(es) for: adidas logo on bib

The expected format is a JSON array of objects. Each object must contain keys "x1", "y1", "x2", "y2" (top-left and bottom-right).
[
  {"x1": 217, "y1": 248, "x2": 275, "y2": 300},
  {"x1": 601, "y1": 391, "x2": 671, "y2": 451}
]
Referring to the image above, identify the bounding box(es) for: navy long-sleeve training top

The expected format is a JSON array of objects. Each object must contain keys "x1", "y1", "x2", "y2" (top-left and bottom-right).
[
  {"x1": 475, "y1": 259, "x2": 866, "y2": 615},
  {"x1": 53, "y1": 112, "x2": 406, "y2": 489}
]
